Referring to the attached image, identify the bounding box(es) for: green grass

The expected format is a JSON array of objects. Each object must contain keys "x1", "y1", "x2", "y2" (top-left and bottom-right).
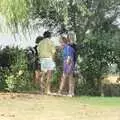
[
  {"x1": 0, "y1": 93, "x2": 120, "y2": 120},
  {"x1": 75, "y1": 96, "x2": 120, "y2": 108}
]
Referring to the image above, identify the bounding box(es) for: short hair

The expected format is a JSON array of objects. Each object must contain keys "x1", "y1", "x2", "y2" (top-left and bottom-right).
[
  {"x1": 60, "y1": 36, "x2": 68, "y2": 44},
  {"x1": 43, "y1": 31, "x2": 51, "y2": 38},
  {"x1": 35, "y1": 36, "x2": 43, "y2": 44},
  {"x1": 67, "y1": 31, "x2": 76, "y2": 43}
]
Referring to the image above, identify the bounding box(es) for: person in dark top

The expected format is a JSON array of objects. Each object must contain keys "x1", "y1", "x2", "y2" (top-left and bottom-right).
[
  {"x1": 33, "y1": 36, "x2": 43, "y2": 85},
  {"x1": 34, "y1": 36, "x2": 43, "y2": 70},
  {"x1": 26, "y1": 46, "x2": 36, "y2": 71}
]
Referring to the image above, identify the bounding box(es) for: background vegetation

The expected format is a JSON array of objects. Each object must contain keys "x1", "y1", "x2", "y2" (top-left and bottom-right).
[{"x1": 0, "y1": 0, "x2": 120, "y2": 96}]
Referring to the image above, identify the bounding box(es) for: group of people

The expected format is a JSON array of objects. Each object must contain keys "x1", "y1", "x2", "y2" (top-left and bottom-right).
[{"x1": 33, "y1": 31, "x2": 77, "y2": 97}]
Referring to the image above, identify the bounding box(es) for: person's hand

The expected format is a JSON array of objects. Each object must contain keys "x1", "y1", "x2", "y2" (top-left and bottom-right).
[{"x1": 66, "y1": 56, "x2": 71, "y2": 65}]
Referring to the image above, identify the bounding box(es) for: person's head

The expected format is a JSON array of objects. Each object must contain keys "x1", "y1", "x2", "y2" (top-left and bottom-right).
[
  {"x1": 35, "y1": 36, "x2": 43, "y2": 44},
  {"x1": 59, "y1": 36, "x2": 68, "y2": 48},
  {"x1": 67, "y1": 34, "x2": 74, "y2": 44},
  {"x1": 43, "y1": 31, "x2": 51, "y2": 38}
]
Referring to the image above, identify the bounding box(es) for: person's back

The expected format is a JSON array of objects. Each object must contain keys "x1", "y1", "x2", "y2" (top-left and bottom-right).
[
  {"x1": 68, "y1": 43, "x2": 77, "y2": 64},
  {"x1": 63, "y1": 44, "x2": 75, "y2": 62},
  {"x1": 37, "y1": 38, "x2": 56, "y2": 59},
  {"x1": 37, "y1": 31, "x2": 56, "y2": 95}
]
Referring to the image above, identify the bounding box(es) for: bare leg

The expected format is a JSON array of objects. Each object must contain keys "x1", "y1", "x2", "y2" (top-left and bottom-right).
[
  {"x1": 32, "y1": 71, "x2": 36, "y2": 84},
  {"x1": 35, "y1": 70, "x2": 41, "y2": 84},
  {"x1": 40, "y1": 72, "x2": 46, "y2": 94},
  {"x1": 58, "y1": 73, "x2": 67, "y2": 94},
  {"x1": 38, "y1": 71, "x2": 42, "y2": 84},
  {"x1": 68, "y1": 73, "x2": 75, "y2": 97},
  {"x1": 46, "y1": 70, "x2": 52, "y2": 94}
]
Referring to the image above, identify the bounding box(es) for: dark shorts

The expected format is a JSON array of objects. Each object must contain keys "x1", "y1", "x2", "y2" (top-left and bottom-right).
[
  {"x1": 35, "y1": 60, "x2": 41, "y2": 70},
  {"x1": 63, "y1": 60, "x2": 75, "y2": 74}
]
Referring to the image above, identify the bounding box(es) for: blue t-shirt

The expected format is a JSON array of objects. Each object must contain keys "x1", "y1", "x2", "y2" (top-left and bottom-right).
[{"x1": 63, "y1": 44, "x2": 75, "y2": 62}]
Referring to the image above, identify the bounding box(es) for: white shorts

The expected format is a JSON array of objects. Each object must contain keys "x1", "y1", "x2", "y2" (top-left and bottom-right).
[{"x1": 40, "y1": 58, "x2": 56, "y2": 72}]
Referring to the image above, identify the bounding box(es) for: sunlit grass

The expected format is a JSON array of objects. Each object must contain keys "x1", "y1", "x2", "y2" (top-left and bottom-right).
[
  {"x1": 74, "y1": 96, "x2": 120, "y2": 108},
  {"x1": 0, "y1": 93, "x2": 120, "y2": 120}
]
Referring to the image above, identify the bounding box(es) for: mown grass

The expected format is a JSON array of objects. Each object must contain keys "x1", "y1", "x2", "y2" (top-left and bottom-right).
[
  {"x1": 0, "y1": 93, "x2": 120, "y2": 120},
  {"x1": 75, "y1": 96, "x2": 120, "y2": 108}
]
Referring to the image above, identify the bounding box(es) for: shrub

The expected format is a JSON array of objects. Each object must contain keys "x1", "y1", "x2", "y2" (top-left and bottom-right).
[{"x1": 2, "y1": 47, "x2": 33, "y2": 92}]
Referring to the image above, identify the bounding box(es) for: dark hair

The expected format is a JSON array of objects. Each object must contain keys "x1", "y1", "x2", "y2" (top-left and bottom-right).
[
  {"x1": 35, "y1": 36, "x2": 43, "y2": 44},
  {"x1": 60, "y1": 36, "x2": 68, "y2": 44},
  {"x1": 43, "y1": 31, "x2": 51, "y2": 38}
]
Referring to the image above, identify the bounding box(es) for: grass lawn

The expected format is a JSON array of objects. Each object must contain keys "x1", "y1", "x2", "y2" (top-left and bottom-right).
[
  {"x1": 76, "y1": 96, "x2": 120, "y2": 108},
  {"x1": 0, "y1": 93, "x2": 120, "y2": 120}
]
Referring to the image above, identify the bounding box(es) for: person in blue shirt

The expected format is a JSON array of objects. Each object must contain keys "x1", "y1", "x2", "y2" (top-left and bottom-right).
[{"x1": 58, "y1": 36, "x2": 75, "y2": 97}]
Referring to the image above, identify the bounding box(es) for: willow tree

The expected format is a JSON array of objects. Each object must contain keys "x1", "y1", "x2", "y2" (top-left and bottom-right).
[
  {"x1": 1, "y1": 0, "x2": 120, "y2": 95},
  {"x1": 0, "y1": 0, "x2": 30, "y2": 32},
  {"x1": 30, "y1": 0, "x2": 120, "y2": 95},
  {"x1": 1, "y1": 0, "x2": 119, "y2": 36}
]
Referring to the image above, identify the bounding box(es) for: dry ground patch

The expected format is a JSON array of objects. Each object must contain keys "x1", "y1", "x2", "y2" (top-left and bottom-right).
[{"x1": 0, "y1": 93, "x2": 120, "y2": 120}]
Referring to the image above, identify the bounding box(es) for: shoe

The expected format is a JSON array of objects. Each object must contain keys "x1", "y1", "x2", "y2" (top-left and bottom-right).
[
  {"x1": 67, "y1": 94, "x2": 74, "y2": 97},
  {"x1": 47, "y1": 91, "x2": 52, "y2": 95},
  {"x1": 39, "y1": 91, "x2": 44, "y2": 95},
  {"x1": 57, "y1": 91, "x2": 63, "y2": 96}
]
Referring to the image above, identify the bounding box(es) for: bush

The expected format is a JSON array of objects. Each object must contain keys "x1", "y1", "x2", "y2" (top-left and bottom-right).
[
  {"x1": 75, "y1": 82, "x2": 99, "y2": 96},
  {"x1": 0, "y1": 47, "x2": 34, "y2": 92},
  {"x1": 0, "y1": 67, "x2": 8, "y2": 90}
]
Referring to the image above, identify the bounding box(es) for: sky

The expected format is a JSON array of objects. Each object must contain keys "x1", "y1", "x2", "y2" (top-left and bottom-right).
[
  {"x1": 0, "y1": 32, "x2": 61, "y2": 49},
  {"x1": 0, "y1": 32, "x2": 38, "y2": 49},
  {"x1": 0, "y1": 15, "x2": 61, "y2": 49},
  {"x1": 0, "y1": 12, "x2": 120, "y2": 49},
  {"x1": 0, "y1": 26, "x2": 60, "y2": 49}
]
